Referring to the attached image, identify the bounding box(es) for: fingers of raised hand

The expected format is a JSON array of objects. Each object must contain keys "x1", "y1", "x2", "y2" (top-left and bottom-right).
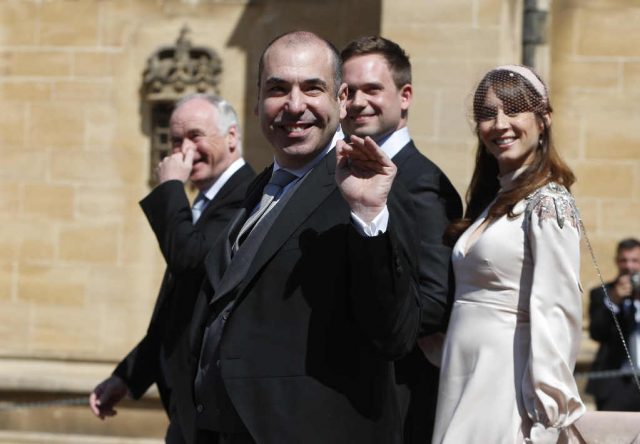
[
  {"x1": 183, "y1": 147, "x2": 195, "y2": 165},
  {"x1": 362, "y1": 136, "x2": 395, "y2": 167},
  {"x1": 348, "y1": 136, "x2": 390, "y2": 164}
]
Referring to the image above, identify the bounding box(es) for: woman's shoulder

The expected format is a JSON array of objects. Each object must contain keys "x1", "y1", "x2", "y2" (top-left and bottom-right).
[{"x1": 524, "y1": 182, "x2": 581, "y2": 230}]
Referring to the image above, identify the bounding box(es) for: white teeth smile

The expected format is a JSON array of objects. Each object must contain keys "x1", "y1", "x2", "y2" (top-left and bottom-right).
[
  {"x1": 495, "y1": 137, "x2": 515, "y2": 145},
  {"x1": 284, "y1": 125, "x2": 307, "y2": 133}
]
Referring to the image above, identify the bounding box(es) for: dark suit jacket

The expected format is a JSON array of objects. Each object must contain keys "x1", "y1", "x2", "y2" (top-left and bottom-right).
[
  {"x1": 389, "y1": 141, "x2": 462, "y2": 443},
  {"x1": 586, "y1": 282, "x2": 639, "y2": 403},
  {"x1": 390, "y1": 141, "x2": 462, "y2": 331},
  {"x1": 112, "y1": 163, "x2": 255, "y2": 415},
  {"x1": 178, "y1": 150, "x2": 423, "y2": 444}
]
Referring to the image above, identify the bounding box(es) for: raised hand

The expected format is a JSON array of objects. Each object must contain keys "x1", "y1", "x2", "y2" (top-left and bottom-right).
[
  {"x1": 88, "y1": 375, "x2": 129, "y2": 420},
  {"x1": 156, "y1": 147, "x2": 194, "y2": 184},
  {"x1": 611, "y1": 274, "x2": 633, "y2": 304},
  {"x1": 336, "y1": 135, "x2": 397, "y2": 224}
]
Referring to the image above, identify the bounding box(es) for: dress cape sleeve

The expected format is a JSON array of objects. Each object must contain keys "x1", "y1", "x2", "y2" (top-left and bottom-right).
[{"x1": 522, "y1": 183, "x2": 586, "y2": 443}]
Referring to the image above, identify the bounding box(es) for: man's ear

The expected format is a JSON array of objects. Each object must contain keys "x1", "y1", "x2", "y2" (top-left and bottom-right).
[
  {"x1": 399, "y1": 84, "x2": 413, "y2": 112},
  {"x1": 226, "y1": 125, "x2": 238, "y2": 151},
  {"x1": 337, "y1": 82, "x2": 348, "y2": 120}
]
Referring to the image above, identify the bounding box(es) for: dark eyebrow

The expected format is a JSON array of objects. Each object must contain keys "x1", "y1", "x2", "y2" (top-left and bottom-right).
[
  {"x1": 265, "y1": 76, "x2": 287, "y2": 86},
  {"x1": 302, "y1": 78, "x2": 328, "y2": 89},
  {"x1": 265, "y1": 76, "x2": 328, "y2": 88},
  {"x1": 350, "y1": 81, "x2": 384, "y2": 90}
]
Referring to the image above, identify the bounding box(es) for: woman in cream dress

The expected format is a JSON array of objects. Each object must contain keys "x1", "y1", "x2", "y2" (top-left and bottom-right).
[{"x1": 432, "y1": 66, "x2": 585, "y2": 443}]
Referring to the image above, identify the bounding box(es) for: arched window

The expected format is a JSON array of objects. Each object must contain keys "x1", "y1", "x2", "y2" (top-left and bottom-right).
[{"x1": 141, "y1": 26, "x2": 223, "y2": 186}]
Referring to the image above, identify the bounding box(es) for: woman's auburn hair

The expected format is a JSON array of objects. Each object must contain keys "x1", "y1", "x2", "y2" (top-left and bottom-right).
[{"x1": 444, "y1": 70, "x2": 576, "y2": 246}]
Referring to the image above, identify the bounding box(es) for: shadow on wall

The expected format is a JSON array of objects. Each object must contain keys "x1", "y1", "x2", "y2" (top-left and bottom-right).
[{"x1": 227, "y1": 0, "x2": 382, "y2": 170}]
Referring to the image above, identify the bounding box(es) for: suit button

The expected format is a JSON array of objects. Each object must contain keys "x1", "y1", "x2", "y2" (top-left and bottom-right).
[
  {"x1": 196, "y1": 404, "x2": 204, "y2": 413},
  {"x1": 222, "y1": 312, "x2": 229, "y2": 321}
]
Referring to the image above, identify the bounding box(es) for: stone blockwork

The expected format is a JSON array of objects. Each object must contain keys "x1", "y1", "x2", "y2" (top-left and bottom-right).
[
  {"x1": 384, "y1": 0, "x2": 639, "y2": 324},
  {"x1": 550, "y1": 0, "x2": 640, "y2": 295},
  {"x1": 0, "y1": 0, "x2": 381, "y2": 438},
  {"x1": 0, "y1": 0, "x2": 637, "y2": 438},
  {"x1": 0, "y1": 1, "x2": 170, "y2": 368},
  {"x1": 381, "y1": 0, "x2": 523, "y2": 196},
  {"x1": 0, "y1": 0, "x2": 381, "y2": 366}
]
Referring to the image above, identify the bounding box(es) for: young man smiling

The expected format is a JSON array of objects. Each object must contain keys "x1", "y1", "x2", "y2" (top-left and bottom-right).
[{"x1": 341, "y1": 36, "x2": 463, "y2": 443}]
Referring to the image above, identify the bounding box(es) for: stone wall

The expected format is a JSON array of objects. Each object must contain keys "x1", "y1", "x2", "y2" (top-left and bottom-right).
[
  {"x1": 551, "y1": 0, "x2": 640, "y2": 292},
  {"x1": 381, "y1": 0, "x2": 522, "y2": 196},
  {"x1": 0, "y1": 0, "x2": 381, "y2": 367},
  {"x1": 0, "y1": 0, "x2": 381, "y2": 438},
  {"x1": 0, "y1": 0, "x2": 637, "y2": 438}
]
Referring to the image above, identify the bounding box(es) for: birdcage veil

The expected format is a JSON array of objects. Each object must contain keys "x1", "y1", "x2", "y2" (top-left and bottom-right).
[
  {"x1": 457, "y1": 65, "x2": 559, "y2": 229},
  {"x1": 471, "y1": 64, "x2": 550, "y2": 125}
]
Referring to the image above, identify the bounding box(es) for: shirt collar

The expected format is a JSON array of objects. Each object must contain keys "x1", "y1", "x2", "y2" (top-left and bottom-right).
[
  {"x1": 376, "y1": 126, "x2": 411, "y2": 160},
  {"x1": 201, "y1": 157, "x2": 246, "y2": 201}
]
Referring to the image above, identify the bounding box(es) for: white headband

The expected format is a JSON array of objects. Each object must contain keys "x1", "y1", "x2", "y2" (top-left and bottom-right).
[{"x1": 493, "y1": 64, "x2": 547, "y2": 100}]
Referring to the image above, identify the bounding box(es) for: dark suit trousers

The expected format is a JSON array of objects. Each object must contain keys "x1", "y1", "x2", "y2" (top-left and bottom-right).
[
  {"x1": 165, "y1": 420, "x2": 187, "y2": 444},
  {"x1": 196, "y1": 430, "x2": 255, "y2": 444},
  {"x1": 596, "y1": 376, "x2": 640, "y2": 411}
]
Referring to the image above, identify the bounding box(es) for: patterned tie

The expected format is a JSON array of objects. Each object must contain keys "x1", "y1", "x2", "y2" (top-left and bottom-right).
[
  {"x1": 232, "y1": 169, "x2": 297, "y2": 253},
  {"x1": 191, "y1": 193, "x2": 209, "y2": 224}
]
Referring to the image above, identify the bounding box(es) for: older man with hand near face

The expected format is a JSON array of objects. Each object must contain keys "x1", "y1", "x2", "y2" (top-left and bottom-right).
[{"x1": 89, "y1": 94, "x2": 255, "y2": 444}]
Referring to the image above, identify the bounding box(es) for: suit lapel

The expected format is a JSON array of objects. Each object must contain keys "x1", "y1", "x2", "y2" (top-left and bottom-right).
[
  {"x1": 240, "y1": 151, "x2": 337, "y2": 295},
  {"x1": 203, "y1": 208, "x2": 243, "y2": 294},
  {"x1": 203, "y1": 167, "x2": 271, "y2": 296},
  {"x1": 210, "y1": 150, "x2": 337, "y2": 306},
  {"x1": 390, "y1": 140, "x2": 416, "y2": 169},
  {"x1": 195, "y1": 164, "x2": 254, "y2": 228}
]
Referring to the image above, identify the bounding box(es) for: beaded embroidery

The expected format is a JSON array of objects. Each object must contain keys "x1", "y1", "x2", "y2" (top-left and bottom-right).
[{"x1": 524, "y1": 182, "x2": 580, "y2": 231}]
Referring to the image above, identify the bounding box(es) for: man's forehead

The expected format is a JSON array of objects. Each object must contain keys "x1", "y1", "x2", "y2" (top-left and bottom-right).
[
  {"x1": 344, "y1": 53, "x2": 387, "y2": 69},
  {"x1": 264, "y1": 40, "x2": 330, "y2": 70},
  {"x1": 263, "y1": 68, "x2": 333, "y2": 96},
  {"x1": 619, "y1": 247, "x2": 640, "y2": 258},
  {"x1": 171, "y1": 100, "x2": 216, "y2": 121}
]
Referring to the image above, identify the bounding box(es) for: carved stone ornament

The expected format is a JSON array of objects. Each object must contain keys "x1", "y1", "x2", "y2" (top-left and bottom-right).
[
  {"x1": 143, "y1": 26, "x2": 223, "y2": 187},
  {"x1": 143, "y1": 25, "x2": 222, "y2": 99}
]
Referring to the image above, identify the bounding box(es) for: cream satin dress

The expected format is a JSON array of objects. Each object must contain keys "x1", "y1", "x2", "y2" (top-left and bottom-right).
[{"x1": 432, "y1": 177, "x2": 585, "y2": 444}]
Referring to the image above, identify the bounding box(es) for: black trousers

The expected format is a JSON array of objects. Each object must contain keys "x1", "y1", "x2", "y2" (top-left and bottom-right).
[
  {"x1": 196, "y1": 430, "x2": 255, "y2": 444},
  {"x1": 596, "y1": 376, "x2": 640, "y2": 411},
  {"x1": 165, "y1": 420, "x2": 187, "y2": 444}
]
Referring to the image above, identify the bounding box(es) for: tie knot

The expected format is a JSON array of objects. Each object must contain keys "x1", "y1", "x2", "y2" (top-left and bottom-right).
[{"x1": 264, "y1": 169, "x2": 297, "y2": 198}]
